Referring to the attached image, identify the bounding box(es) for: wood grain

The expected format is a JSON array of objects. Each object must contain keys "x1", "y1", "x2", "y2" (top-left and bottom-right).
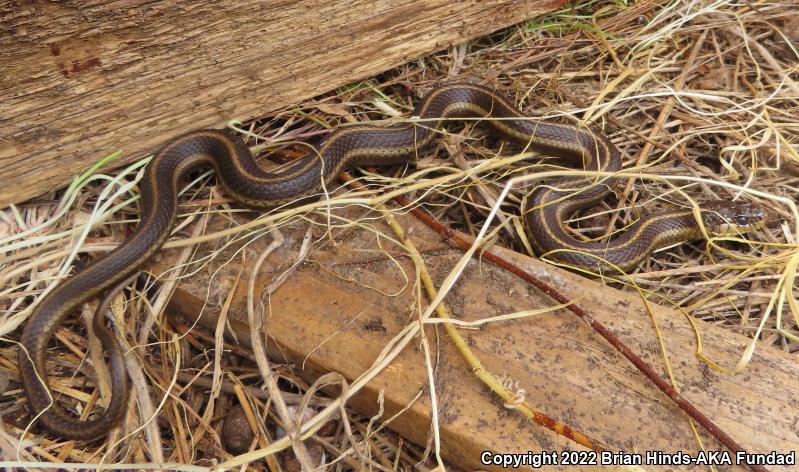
[
  {"x1": 163, "y1": 208, "x2": 799, "y2": 471},
  {"x1": 0, "y1": 0, "x2": 563, "y2": 207}
]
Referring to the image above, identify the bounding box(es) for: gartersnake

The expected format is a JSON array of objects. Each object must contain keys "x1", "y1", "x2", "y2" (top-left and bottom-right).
[{"x1": 18, "y1": 82, "x2": 767, "y2": 440}]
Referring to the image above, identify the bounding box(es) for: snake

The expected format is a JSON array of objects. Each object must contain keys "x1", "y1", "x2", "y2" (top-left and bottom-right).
[{"x1": 18, "y1": 82, "x2": 768, "y2": 440}]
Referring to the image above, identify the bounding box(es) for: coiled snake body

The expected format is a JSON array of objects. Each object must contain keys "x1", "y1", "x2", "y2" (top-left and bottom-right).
[{"x1": 19, "y1": 82, "x2": 766, "y2": 440}]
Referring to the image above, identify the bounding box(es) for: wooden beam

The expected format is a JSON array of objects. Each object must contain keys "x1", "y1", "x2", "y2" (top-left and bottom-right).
[
  {"x1": 0, "y1": 0, "x2": 563, "y2": 207},
  {"x1": 164, "y1": 209, "x2": 798, "y2": 471}
]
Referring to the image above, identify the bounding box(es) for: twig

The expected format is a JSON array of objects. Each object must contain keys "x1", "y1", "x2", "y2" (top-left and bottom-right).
[
  {"x1": 346, "y1": 171, "x2": 612, "y2": 454},
  {"x1": 389, "y1": 192, "x2": 770, "y2": 472}
]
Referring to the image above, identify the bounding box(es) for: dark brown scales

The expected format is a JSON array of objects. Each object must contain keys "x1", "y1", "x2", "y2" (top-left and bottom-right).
[{"x1": 18, "y1": 82, "x2": 763, "y2": 440}]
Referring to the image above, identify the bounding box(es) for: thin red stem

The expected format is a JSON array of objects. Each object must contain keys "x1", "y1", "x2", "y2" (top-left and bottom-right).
[{"x1": 384, "y1": 190, "x2": 768, "y2": 472}]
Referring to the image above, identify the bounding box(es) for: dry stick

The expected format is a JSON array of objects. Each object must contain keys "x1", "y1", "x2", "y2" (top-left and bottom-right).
[
  {"x1": 170, "y1": 315, "x2": 258, "y2": 363},
  {"x1": 722, "y1": 23, "x2": 799, "y2": 97},
  {"x1": 492, "y1": 0, "x2": 660, "y2": 79},
  {"x1": 229, "y1": 380, "x2": 282, "y2": 472},
  {"x1": 246, "y1": 230, "x2": 318, "y2": 471},
  {"x1": 342, "y1": 172, "x2": 610, "y2": 454},
  {"x1": 605, "y1": 29, "x2": 710, "y2": 235},
  {"x1": 444, "y1": 138, "x2": 516, "y2": 239},
  {"x1": 382, "y1": 191, "x2": 769, "y2": 472},
  {"x1": 174, "y1": 372, "x2": 330, "y2": 407}
]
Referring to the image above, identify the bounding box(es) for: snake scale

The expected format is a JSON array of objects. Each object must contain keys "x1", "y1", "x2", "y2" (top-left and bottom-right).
[{"x1": 19, "y1": 82, "x2": 766, "y2": 440}]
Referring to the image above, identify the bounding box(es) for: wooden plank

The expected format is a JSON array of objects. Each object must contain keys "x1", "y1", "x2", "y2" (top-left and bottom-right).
[
  {"x1": 164, "y1": 209, "x2": 799, "y2": 471},
  {"x1": 0, "y1": 0, "x2": 563, "y2": 207}
]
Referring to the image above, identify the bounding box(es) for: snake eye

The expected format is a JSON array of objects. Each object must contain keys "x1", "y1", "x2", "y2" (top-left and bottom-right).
[{"x1": 736, "y1": 215, "x2": 749, "y2": 226}]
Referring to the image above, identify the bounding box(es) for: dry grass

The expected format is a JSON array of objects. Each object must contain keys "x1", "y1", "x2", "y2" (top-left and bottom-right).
[{"x1": 1, "y1": 0, "x2": 797, "y2": 470}]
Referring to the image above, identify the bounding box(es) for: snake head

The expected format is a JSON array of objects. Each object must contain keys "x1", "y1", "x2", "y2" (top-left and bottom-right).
[{"x1": 700, "y1": 201, "x2": 771, "y2": 236}]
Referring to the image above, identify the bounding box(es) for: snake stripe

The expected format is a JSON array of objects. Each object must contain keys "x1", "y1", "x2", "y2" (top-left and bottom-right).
[{"x1": 18, "y1": 82, "x2": 764, "y2": 440}]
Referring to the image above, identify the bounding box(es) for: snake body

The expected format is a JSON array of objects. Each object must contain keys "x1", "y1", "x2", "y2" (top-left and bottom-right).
[{"x1": 19, "y1": 82, "x2": 765, "y2": 440}]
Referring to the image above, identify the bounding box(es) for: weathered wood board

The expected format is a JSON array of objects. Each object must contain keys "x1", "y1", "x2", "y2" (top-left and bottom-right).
[
  {"x1": 164, "y1": 207, "x2": 799, "y2": 471},
  {"x1": 0, "y1": 0, "x2": 563, "y2": 207}
]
